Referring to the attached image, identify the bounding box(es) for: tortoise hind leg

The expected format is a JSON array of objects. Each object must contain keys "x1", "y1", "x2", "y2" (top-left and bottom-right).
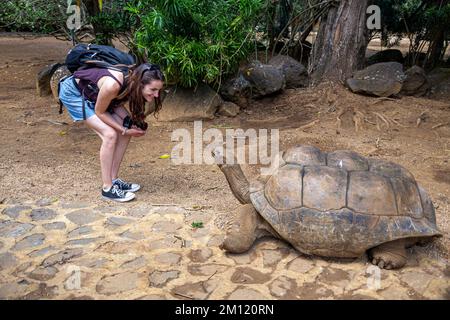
[
  {"x1": 220, "y1": 204, "x2": 274, "y2": 253},
  {"x1": 368, "y1": 239, "x2": 408, "y2": 270}
]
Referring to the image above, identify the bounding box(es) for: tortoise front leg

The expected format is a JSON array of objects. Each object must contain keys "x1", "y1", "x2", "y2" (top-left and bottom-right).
[
  {"x1": 220, "y1": 203, "x2": 281, "y2": 253},
  {"x1": 220, "y1": 204, "x2": 258, "y2": 253},
  {"x1": 368, "y1": 239, "x2": 408, "y2": 270}
]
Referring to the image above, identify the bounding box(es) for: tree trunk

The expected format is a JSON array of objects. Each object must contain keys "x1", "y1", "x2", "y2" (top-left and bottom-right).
[
  {"x1": 311, "y1": 0, "x2": 370, "y2": 84},
  {"x1": 82, "y1": 0, "x2": 100, "y2": 18},
  {"x1": 425, "y1": 27, "x2": 445, "y2": 71}
]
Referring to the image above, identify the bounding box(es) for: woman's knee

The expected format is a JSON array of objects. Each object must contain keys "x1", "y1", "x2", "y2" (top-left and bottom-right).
[{"x1": 102, "y1": 129, "x2": 118, "y2": 145}]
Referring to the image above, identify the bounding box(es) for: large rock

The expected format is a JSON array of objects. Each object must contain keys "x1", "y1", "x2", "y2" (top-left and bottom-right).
[
  {"x1": 50, "y1": 65, "x2": 71, "y2": 101},
  {"x1": 346, "y1": 62, "x2": 406, "y2": 97},
  {"x1": 427, "y1": 68, "x2": 450, "y2": 100},
  {"x1": 273, "y1": 41, "x2": 312, "y2": 65},
  {"x1": 36, "y1": 63, "x2": 62, "y2": 97},
  {"x1": 219, "y1": 74, "x2": 252, "y2": 106},
  {"x1": 269, "y1": 55, "x2": 308, "y2": 88},
  {"x1": 242, "y1": 61, "x2": 285, "y2": 97},
  {"x1": 217, "y1": 101, "x2": 240, "y2": 117},
  {"x1": 367, "y1": 49, "x2": 404, "y2": 66},
  {"x1": 157, "y1": 84, "x2": 222, "y2": 121},
  {"x1": 401, "y1": 66, "x2": 430, "y2": 96}
]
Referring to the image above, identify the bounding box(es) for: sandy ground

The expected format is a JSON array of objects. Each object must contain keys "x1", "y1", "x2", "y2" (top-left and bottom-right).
[{"x1": 0, "y1": 35, "x2": 448, "y2": 300}]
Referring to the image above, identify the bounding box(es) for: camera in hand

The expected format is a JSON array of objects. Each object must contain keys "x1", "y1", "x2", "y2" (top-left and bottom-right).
[{"x1": 123, "y1": 115, "x2": 148, "y2": 131}]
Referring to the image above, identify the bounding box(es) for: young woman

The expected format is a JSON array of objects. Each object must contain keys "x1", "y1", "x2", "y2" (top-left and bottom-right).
[{"x1": 59, "y1": 63, "x2": 165, "y2": 202}]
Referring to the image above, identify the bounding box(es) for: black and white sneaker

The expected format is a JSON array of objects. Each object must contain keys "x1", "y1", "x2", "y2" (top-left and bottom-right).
[
  {"x1": 113, "y1": 178, "x2": 141, "y2": 192},
  {"x1": 102, "y1": 185, "x2": 135, "y2": 202}
]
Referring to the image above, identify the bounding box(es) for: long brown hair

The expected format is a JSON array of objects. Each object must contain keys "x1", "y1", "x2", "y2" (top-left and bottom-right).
[{"x1": 118, "y1": 63, "x2": 165, "y2": 128}]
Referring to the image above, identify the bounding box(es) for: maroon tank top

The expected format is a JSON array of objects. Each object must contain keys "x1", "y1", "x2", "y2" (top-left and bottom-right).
[{"x1": 73, "y1": 68, "x2": 127, "y2": 108}]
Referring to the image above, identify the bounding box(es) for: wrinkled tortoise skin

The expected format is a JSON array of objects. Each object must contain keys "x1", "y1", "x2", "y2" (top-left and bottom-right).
[{"x1": 249, "y1": 145, "x2": 441, "y2": 258}]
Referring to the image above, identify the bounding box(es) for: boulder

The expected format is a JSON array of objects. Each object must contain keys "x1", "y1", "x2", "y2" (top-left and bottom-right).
[
  {"x1": 346, "y1": 62, "x2": 406, "y2": 97},
  {"x1": 217, "y1": 101, "x2": 240, "y2": 117},
  {"x1": 219, "y1": 74, "x2": 252, "y2": 106},
  {"x1": 50, "y1": 65, "x2": 71, "y2": 101},
  {"x1": 36, "y1": 63, "x2": 62, "y2": 97},
  {"x1": 273, "y1": 41, "x2": 312, "y2": 65},
  {"x1": 269, "y1": 55, "x2": 308, "y2": 88},
  {"x1": 401, "y1": 66, "x2": 430, "y2": 96},
  {"x1": 157, "y1": 84, "x2": 222, "y2": 122},
  {"x1": 367, "y1": 49, "x2": 404, "y2": 66},
  {"x1": 427, "y1": 68, "x2": 450, "y2": 100},
  {"x1": 242, "y1": 61, "x2": 285, "y2": 97}
]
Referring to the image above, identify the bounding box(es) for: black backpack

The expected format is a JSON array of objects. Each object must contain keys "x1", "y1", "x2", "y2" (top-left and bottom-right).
[
  {"x1": 58, "y1": 44, "x2": 137, "y2": 119},
  {"x1": 65, "y1": 43, "x2": 136, "y2": 73}
]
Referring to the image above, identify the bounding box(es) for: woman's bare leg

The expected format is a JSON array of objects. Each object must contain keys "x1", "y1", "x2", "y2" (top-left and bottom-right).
[
  {"x1": 85, "y1": 115, "x2": 118, "y2": 189},
  {"x1": 109, "y1": 107, "x2": 132, "y2": 180}
]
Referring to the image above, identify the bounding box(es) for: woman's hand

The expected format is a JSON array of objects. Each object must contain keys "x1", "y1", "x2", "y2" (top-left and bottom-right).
[{"x1": 125, "y1": 127, "x2": 146, "y2": 137}]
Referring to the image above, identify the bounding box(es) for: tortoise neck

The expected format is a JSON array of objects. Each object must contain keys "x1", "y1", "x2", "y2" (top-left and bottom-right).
[{"x1": 218, "y1": 164, "x2": 251, "y2": 204}]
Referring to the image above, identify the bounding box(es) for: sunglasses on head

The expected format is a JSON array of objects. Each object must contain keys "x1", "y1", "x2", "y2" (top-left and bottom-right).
[{"x1": 142, "y1": 64, "x2": 161, "y2": 74}]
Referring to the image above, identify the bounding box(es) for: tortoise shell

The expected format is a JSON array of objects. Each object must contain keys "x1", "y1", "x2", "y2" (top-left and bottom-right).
[{"x1": 249, "y1": 145, "x2": 441, "y2": 258}]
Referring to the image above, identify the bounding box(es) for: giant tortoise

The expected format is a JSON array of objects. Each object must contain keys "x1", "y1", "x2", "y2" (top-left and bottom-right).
[{"x1": 216, "y1": 145, "x2": 441, "y2": 269}]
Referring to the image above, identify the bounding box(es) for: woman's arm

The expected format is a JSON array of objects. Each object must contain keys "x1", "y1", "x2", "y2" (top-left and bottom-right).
[
  {"x1": 95, "y1": 78, "x2": 123, "y2": 131},
  {"x1": 95, "y1": 78, "x2": 145, "y2": 137}
]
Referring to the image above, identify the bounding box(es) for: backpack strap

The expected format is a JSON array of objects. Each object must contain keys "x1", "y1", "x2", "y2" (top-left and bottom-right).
[
  {"x1": 79, "y1": 62, "x2": 127, "y2": 92},
  {"x1": 72, "y1": 77, "x2": 87, "y2": 120},
  {"x1": 57, "y1": 75, "x2": 71, "y2": 115},
  {"x1": 106, "y1": 72, "x2": 124, "y2": 89},
  {"x1": 83, "y1": 60, "x2": 134, "y2": 74}
]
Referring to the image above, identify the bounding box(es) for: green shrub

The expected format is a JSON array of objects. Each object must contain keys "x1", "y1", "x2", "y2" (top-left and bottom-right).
[
  {"x1": 89, "y1": 0, "x2": 140, "y2": 45},
  {"x1": 0, "y1": 0, "x2": 67, "y2": 33},
  {"x1": 127, "y1": 0, "x2": 263, "y2": 88}
]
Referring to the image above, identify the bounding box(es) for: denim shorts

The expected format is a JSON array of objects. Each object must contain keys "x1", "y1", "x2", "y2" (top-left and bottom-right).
[{"x1": 58, "y1": 75, "x2": 96, "y2": 122}]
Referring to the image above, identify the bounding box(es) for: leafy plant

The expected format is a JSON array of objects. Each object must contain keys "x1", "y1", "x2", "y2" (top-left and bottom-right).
[
  {"x1": 191, "y1": 221, "x2": 204, "y2": 229},
  {"x1": 88, "y1": 0, "x2": 141, "y2": 45},
  {"x1": 0, "y1": 0, "x2": 67, "y2": 33},
  {"x1": 375, "y1": 0, "x2": 450, "y2": 68},
  {"x1": 127, "y1": 0, "x2": 263, "y2": 88}
]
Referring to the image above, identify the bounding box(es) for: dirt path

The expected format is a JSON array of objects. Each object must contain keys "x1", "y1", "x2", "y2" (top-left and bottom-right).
[{"x1": 0, "y1": 35, "x2": 448, "y2": 300}]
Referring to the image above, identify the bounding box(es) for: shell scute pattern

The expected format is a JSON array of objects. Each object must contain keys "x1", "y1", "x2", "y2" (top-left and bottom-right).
[{"x1": 249, "y1": 145, "x2": 442, "y2": 257}]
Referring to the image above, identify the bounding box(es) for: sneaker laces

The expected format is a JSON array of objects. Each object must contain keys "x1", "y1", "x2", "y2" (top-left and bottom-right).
[
  {"x1": 111, "y1": 184, "x2": 126, "y2": 197},
  {"x1": 114, "y1": 178, "x2": 132, "y2": 189}
]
